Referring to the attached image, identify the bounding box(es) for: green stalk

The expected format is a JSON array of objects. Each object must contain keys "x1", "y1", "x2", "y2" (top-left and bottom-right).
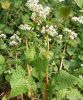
[
  {"x1": 25, "y1": 38, "x2": 34, "y2": 100},
  {"x1": 15, "y1": 45, "x2": 18, "y2": 69},
  {"x1": 60, "y1": 46, "x2": 66, "y2": 70},
  {"x1": 44, "y1": 33, "x2": 49, "y2": 100}
]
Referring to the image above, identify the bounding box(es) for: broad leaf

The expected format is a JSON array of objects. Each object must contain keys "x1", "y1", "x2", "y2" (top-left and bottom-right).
[
  {"x1": 32, "y1": 57, "x2": 48, "y2": 80},
  {"x1": 52, "y1": 70, "x2": 78, "y2": 90},
  {"x1": 66, "y1": 88, "x2": 83, "y2": 100},
  {"x1": 67, "y1": 46, "x2": 75, "y2": 56},
  {"x1": 56, "y1": 89, "x2": 67, "y2": 100},
  {"x1": 9, "y1": 66, "x2": 27, "y2": 97},
  {"x1": 9, "y1": 66, "x2": 36, "y2": 98},
  {"x1": 0, "y1": 65, "x2": 6, "y2": 75},
  {"x1": 59, "y1": 6, "x2": 72, "y2": 18},
  {"x1": 24, "y1": 48, "x2": 36, "y2": 62},
  {"x1": 11, "y1": 0, "x2": 22, "y2": 8},
  {"x1": 74, "y1": 0, "x2": 83, "y2": 8},
  {"x1": 0, "y1": 55, "x2": 5, "y2": 65}
]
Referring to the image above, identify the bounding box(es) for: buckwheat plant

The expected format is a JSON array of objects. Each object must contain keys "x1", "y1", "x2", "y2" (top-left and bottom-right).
[{"x1": 0, "y1": 0, "x2": 83, "y2": 100}]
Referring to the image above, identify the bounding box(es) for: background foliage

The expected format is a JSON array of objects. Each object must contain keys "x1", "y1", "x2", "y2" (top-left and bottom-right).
[{"x1": 0, "y1": 0, "x2": 83, "y2": 100}]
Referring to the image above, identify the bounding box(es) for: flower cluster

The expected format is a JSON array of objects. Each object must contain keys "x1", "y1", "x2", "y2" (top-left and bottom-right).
[
  {"x1": 63, "y1": 28, "x2": 77, "y2": 40},
  {"x1": 9, "y1": 34, "x2": 21, "y2": 46},
  {"x1": 41, "y1": 25, "x2": 58, "y2": 37},
  {"x1": 26, "y1": 0, "x2": 50, "y2": 24},
  {"x1": 0, "y1": 34, "x2": 6, "y2": 39},
  {"x1": 72, "y1": 16, "x2": 83, "y2": 24},
  {"x1": 19, "y1": 24, "x2": 32, "y2": 30}
]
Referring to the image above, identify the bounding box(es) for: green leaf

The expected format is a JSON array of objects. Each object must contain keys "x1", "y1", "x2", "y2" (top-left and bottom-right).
[
  {"x1": 52, "y1": 70, "x2": 78, "y2": 90},
  {"x1": 0, "y1": 23, "x2": 5, "y2": 30},
  {"x1": 78, "y1": 78, "x2": 83, "y2": 90},
  {"x1": 74, "y1": 0, "x2": 83, "y2": 8},
  {"x1": 0, "y1": 55, "x2": 6, "y2": 74},
  {"x1": 56, "y1": 89, "x2": 67, "y2": 100},
  {"x1": 9, "y1": 66, "x2": 27, "y2": 97},
  {"x1": 63, "y1": 59, "x2": 70, "y2": 70},
  {"x1": 66, "y1": 88, "x2": 83, "y2": 100},
  {"x1": 11, "y1": 0, "x2": 22, "y2": 8},
  {"x1": 69, "y1": 60, "x2": 78, "y2": 71},
  {"x1": 78, "y1": 55, "x2": 83, "y2": 61},
  {"x1": 0, "y1": 55, "x2": 5, "y2": 65},
  {"x1": 0, "y1": 65, "x2": 6, "y2": 75},
  {"x1": 3, "y1": 27, "x2": 14, "y2": 34},
  {"x1": 32, "y1": 68, "x2": 39, "y2": 79},
  {"x1": 2, "y1": 96, "x2": 7, "y2": 100},
  {"x1": 67, "y1": 46, "x2": 75, "y2": 56},
  {"x1": 59, "y1": 6, "x2": 72, "y2": 18},
  {"x1": 24, "y1": 48, "x2": 36, "y2": 62},
  {"x1": 22, "y1": 14, "x2": 33, "y2": 24},
  {"x1": 9, "y1": 66, "x2": 36, "y2": 98},
  {"x1": 11, "y1": 58, "x2": 21, "y2": 65},
  {"x1": 32, "y1": 57, "x2": 48, "y2": 80},
  {"x1": 39, "y1": 47, "x2": 53, "y2": 60},
  {"x1": 0, "y1": 43, "x2": 7, "y2": 50}
]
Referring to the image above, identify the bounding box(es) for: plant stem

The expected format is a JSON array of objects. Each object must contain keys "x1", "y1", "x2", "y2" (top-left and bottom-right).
[
  {"x1": 25, "y1": 38, "x2": 34, "y2": 100},
  {"x1": 45, "y1": 33, "x2": 49, "y2": 59},
  {"x1": 60, "y1": 47, "x2": 65, "y2": 70},
  {"x1": 21, "y1": 94, "x2": 24, "y2": 100},
  {"x1": 45, "y1": 70, "x2": 48, "y2": 100},
  {"x1": 15, "y1": 45, "x2": 18, "y2": 69},
  {"x1": 30, "y1": 86, "x2": 34, "y2": 100},
  {"x1": 25, "y1": 38, "x2": 28, "y2": 50},
  {"x1": 45, "y1": 33, "x2": 49, "y2": 100},
  {"x1": 15, "y1": 50, "x2": 18, "y2": 69}
]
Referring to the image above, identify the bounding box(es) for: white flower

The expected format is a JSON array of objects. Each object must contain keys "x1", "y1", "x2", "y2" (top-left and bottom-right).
[
  {"x1": 70, "y1": 31, "x2": 77, "y2": 40},
  {"x1": 31, "y1": 12, "x2": 37, "y2": 21},
  {"x1": 63, "y1": 28, "x2": 77, "y2": 40},
  {"x1": 9, "y1": 34, "x2": 21, "y2": 46},
  {"x1": 26, "y1": 0, "x2": 50, "y2": 23},
  {"x1": 19, "y1": 24, "x2": 31, "y2": 30},
  {"x1": 41, "y1": 26, "x2": 46, "y2": 33},
  {"x1": 72, "y1": 16, "x2": 83, "y2": 24},
  {"x1": 10, "y1": 34, "x2": 21, "y2": 43},
  {"x1": 4, "y1": 70, "x2": 12, "y2": 74},
  {"x1": 26, "y1": 0, "x2": 39, "y2": 12},
  {"x1": 72, "y1": 17, "x2": 78, "y2": 21},
  {"x1": 9, "y1": 41, "x2": 18, "y2": 46},
  {"x1": 44, "y1": 6, "x2": 51, "y2": 15},
  {"x1": 36, "y1": 4, "x2": 43, "y2": 13},
  {"x1": 63, "y1": 28, "x2": 70, "y2": 32},
  {"x1": 79, "y1": 75, "x2": 83, "y2": 78},
  {"x1": 58, "y1": 35, "x2": 62, "y2": 39},
  {"x1": 41, "y1": 25, "x2": 58, "y2": 37},
  {"x1": 0, "y1": 34, "x2": 6, "y2": 39},
  {"x1": 81, "y1": 64, "x2": 83, "y2": 67},
  {"x1": 78, "y1": 16, "x2": 83, "y2": 24},
  {"x1": 59, "y1": 0, "x2": 65, "y2": 2}
]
